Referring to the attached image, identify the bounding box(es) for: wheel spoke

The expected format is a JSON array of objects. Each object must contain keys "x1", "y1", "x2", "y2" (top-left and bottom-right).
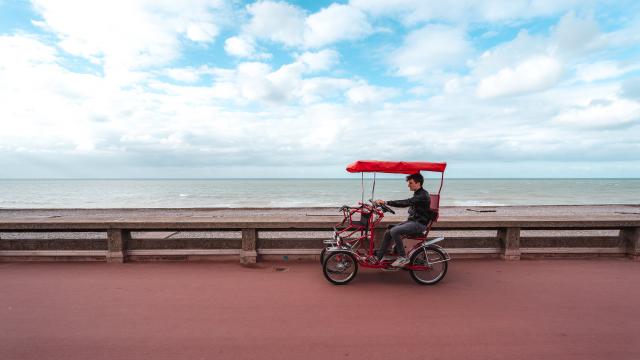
[
  {"x1": 410, "y1": 249, "x2": 446, "y2": 284},
  {"x1": 324, "y1": 252, "x2": 357, "y2": 284}
]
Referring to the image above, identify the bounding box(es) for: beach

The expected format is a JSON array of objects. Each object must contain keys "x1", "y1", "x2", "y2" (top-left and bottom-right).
[{"x1": 1, "y1": 204, "x2": 639, "y2": 240}]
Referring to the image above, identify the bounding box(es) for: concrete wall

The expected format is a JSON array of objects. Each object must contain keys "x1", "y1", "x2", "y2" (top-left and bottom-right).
[{"x1": 1, "y1": 226, "x2": 637, "y2": 263}]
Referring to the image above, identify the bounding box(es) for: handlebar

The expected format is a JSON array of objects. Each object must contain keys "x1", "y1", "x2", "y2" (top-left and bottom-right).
[
  {"x1": 368, "y1": 199, "x2": 395, "y2": 214},
  {"x1": 339, "y1": 202, "x2": 395, "y2": 215},
  {"x1": 378, "y1": 203, "x2": 395, "y2": 214}
]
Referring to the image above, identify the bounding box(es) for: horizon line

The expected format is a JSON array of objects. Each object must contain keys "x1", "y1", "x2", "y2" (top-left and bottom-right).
[{"x1": 1, "y1": 177, "x2": 639, "y2": 180}]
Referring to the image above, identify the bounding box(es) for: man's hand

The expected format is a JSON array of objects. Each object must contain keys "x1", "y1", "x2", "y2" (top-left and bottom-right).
[{"x1": 374, "y1": 199, "x2": 386, "y2": 205}]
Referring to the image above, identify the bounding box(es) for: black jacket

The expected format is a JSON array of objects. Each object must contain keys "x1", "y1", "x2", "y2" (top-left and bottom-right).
[{"x1": 387, "y1": 187, "x2": 431, "y2": 225}]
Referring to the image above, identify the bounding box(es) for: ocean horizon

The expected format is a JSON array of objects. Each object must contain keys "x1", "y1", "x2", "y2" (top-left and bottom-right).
[{"x1": 1, "y1": 178, "x2": 639, "y2": 208}]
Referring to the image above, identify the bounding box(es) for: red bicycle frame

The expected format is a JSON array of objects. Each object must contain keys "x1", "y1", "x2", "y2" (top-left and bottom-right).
[{"x1": 329, "y1": 160, "x2": 447, "y2": 270}]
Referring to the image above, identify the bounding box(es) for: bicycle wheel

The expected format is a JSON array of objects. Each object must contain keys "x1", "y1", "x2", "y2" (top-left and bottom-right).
[
  {"x1": 322, "y1": 251, "x2": 358, "y2": 285},
  {"x1": 409, "y1": 246, "x2": 448, "y2": 285},
  {"x1": 319, "y1": 247, "x2": 327, "y2": 265}
]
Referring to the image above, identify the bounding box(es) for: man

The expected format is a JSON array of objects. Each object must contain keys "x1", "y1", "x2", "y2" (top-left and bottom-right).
[{"x1": 374, "y1": 173, "x2": 431, "y2": 267}]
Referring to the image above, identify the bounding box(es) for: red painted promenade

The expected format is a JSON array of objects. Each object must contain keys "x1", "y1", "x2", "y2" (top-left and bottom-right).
[{"x1": 1, "y1": 260, "x2": 639, "y2": 360}]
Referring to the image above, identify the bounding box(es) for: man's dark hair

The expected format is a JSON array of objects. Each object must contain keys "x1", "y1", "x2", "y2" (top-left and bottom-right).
[{"x1": 406, "y1": 173, "x2": 424, "y2": 185}]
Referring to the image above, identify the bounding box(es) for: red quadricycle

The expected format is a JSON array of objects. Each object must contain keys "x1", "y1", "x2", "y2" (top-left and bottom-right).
[{"x1": 321, "y1": 160, "x2": 451, "y2": 285}]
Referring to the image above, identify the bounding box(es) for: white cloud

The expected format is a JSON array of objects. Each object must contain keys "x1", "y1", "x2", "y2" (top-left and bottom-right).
[
  {"x1": 245, "y1": 1, "x2": 372, "y2": 48},
  {"x1": 185, "y1": 22, "x2": 219, "y2": 42},
  {"x1": 245, "y1": 1, "x2": 306, "y2": 47},
  {"x1": 551, "y1": 98, "x2": 640, "y2": 128},
  {"x1": 209, "y1": 50, "x2": 345, "y2": 104},
  {"x1": 476, "y1": 56, "x2": 563, "y2": 98},
  {"x1": 2, "y1": 35, "x2": 639, "y2": 178},
  {"x1": 0, "y1": 34, "x2": 58, "y2": 66},
  {"x1": 553, "y1": 11, "x2": 600, "y2": 54},
  {"x1": 390, "y1": 25, "x2": 471, "y2": 78},
  {"x1": 622, "y1": 78, "x2": 640, "y2": 100},
  {"x1": 471, "y1": 30, "x2": 548, "y2": 78},
  {"x1": 299, "y1": 77, "x2": 353, "y2": 104},
  {"x1": 224, "y1": 36, "x2": 256, "y2": 57},
  {"x1": 0, "y1": 35, "x2": 109, "y2": 153},
  {"x1": 296, "y1": 49, "x2": 339, "y2": 72},
  {"x1": 346, "y1": 84, "x2": 398, "y2": 104},
  {"x1": 303, "y1": 4, "x2": 372, "y2": 48},
  {"x1": 574, "y1": 61, "x2": 627, "y2": 82},
  {"x1": 596, "y1": 15, "x2": 640, "y2": 48},
  {"x1": 235, "y1": 62, "x2": 279, "y2": 102},
  {"x1": 224, "y1": 36, "x2": 271, "y2": 60},
  {"x1": 299, "y1": 104, "x2": 350, "y2": 149},
  {"x1": 31, "y1": 0, "x2": 226, "y2": 72},
  {"x1": 2, "y1": 2, "x2": 640, "y2": 178},
  {"x1": 164, "y1": 66, "x2": 213, "y2": 83}
]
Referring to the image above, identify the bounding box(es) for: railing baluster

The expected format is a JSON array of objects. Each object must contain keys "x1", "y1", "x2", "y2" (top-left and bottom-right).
[
  {"x1": 620, "y1": 227, "x2": 640, "y2": 260},
  {"x1": 106, "y1": 229, "x2": 129, "y2": 263},
  {"x1": 498, "y1": 227, "x2": 521, "y2": 261},
  {"x1": 241, "y1": 228, "x2": 257, "y2": 265}
]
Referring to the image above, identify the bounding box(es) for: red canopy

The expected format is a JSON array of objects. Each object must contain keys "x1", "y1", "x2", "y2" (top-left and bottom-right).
[{"x1": 346, "y1": 160, "x2": 447, "y2": 174}]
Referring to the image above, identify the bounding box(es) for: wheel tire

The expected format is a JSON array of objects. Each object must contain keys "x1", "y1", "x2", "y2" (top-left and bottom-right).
[
  {"x1": 322, "y1": 251, "x2": 358, "y2": 285},
  {"x1": 319, "y1": 247, "x2": 327, "y2": 265},
  {"x1": 409, "y1": 246, "x2": 448, "y2": 285}
]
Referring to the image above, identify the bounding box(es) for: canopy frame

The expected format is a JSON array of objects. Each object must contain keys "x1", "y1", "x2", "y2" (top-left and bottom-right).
[
  {"x1": 347, "y1": 160, "x2": 447, "y2": 197},
  {"x1": 346, "y1": 160, "x2": 446, "y2": 174}
]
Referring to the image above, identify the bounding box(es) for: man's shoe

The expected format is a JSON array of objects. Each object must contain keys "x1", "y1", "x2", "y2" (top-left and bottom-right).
[
  {"x1": 381, "y1": 255, "x2": 395, "y2": 262},
  {"x1": 391, "y1": 257, "x2": 410, "y2": 267}
]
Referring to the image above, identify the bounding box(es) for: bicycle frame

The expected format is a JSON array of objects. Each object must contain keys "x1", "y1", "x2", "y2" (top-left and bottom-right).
[
  {"x1": 328, "y1": 202, "x2": 381, "y2": 251},
  {"x1": 324, "y1": 160, "x2": 450, "y2": 271}
]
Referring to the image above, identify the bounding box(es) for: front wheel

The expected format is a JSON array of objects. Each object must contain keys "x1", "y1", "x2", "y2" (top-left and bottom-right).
[
  {"x1": 409, "y1": 247, "x2": 448, "y2": 285},
  {"x1": 320, "y1": 247, "x2": 330, "y2": 265},
  {"x1": 322, "y1": 251, "x2": 358, "y2": 285}
]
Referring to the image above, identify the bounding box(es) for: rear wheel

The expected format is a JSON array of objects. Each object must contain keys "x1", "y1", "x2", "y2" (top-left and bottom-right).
[
  {"x1": 409, "y1": 247, "x2": 448, "y2": 285},
  {"x1": 322, "y1": 251, "x2": 358, "y2": 285}
]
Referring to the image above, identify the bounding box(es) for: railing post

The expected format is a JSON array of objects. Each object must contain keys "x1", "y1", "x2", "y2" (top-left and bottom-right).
[
  {"x1": 498, "y1": 227, "x2": 520, "y2": 260},
  {"x1": 107, "y1": 229, "x2": 129, "y2": 263},
  {"x1": 620, "y1": 227, "x2": 640, "y2": 261},
  {"x1": 241, "y1": 228, "x2": 258, "y2": 265}
]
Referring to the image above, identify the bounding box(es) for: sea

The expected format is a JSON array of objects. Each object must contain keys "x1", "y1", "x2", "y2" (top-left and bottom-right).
[{"x1": 1, "y1": 179, "x2": 639, "y2": 208}]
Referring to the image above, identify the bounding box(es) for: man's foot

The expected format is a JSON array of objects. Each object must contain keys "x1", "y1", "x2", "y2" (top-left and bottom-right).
[
  {"x1": 391, "y1": 257, "x2": 410, "y2": 267},
  {"x1": 380, "y1": 255, "x2": 395, "y2": 262}
]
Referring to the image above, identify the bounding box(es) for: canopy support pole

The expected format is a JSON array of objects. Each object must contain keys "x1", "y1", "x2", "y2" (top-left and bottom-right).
[
  {"x1": 371, "y1": 173, "x2": 377, "y2": 202},
  {"x1": 361, "y1": 173, "x2": 364, "y2": 205}
]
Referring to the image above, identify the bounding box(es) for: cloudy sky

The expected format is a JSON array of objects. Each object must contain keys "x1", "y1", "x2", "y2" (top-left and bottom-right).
[{"x1": 0, "y1": 0, "x2": 639, "y2": 178}]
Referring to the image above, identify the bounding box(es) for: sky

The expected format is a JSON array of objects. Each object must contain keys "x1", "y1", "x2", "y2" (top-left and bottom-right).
[{"x1": 0, "y1": 0, "x2": 639, "y2": 179}]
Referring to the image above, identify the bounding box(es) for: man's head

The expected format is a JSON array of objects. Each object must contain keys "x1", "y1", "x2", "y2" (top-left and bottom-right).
[{"x1": 405, "y1": 173, "x2": 424, "y2": 191}]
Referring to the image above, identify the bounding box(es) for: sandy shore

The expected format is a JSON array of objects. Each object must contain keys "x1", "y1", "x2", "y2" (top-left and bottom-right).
[
  {"x1": 1, "y1": 205, "x2": 639, "y2": 240},
  {"x1": 2, "y1": 203, "x2": 640, "y2": 218}
]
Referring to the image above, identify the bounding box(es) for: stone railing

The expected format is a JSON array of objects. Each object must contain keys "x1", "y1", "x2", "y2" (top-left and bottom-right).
[{"x1": 1, "y1": 216, "x2": 639, "y2": 263}]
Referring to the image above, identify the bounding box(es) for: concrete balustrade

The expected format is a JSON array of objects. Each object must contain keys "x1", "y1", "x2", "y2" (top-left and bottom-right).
[
  {"x1": 1, "y1": 215, "x2": 639, "y2": 263},
  {"x1": 498, "y1": 227, "x2": 521, "y2": 260},
  {"x1": 106, "y1": 229, "x2": 128, "y2": 263},
  {"x1": 620, "y1": 227, "x2": 640, "y2": 260},
  {"x1": 241, "y1": 228, "x2": 257, "y2": 265}
]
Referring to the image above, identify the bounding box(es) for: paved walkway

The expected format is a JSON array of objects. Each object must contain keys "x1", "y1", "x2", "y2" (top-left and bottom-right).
[{"x1": 1, "y1": 259, "x2": 639, "y2": 360}]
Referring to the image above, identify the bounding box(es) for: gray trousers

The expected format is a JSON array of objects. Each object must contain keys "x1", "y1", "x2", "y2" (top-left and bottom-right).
[{"x1": 377, "y1": 221, "x2": 427, "y2": 259}]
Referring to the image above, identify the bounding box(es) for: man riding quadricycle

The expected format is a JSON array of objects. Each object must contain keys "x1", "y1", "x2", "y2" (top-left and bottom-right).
[{"x1": 321, "y1": 160, "x2": 451, "y2": 285}]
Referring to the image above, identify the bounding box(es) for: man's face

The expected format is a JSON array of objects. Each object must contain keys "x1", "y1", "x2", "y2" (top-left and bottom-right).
[{"x1": 407, "y1": 179, "x2": 421, "y2": 191}]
